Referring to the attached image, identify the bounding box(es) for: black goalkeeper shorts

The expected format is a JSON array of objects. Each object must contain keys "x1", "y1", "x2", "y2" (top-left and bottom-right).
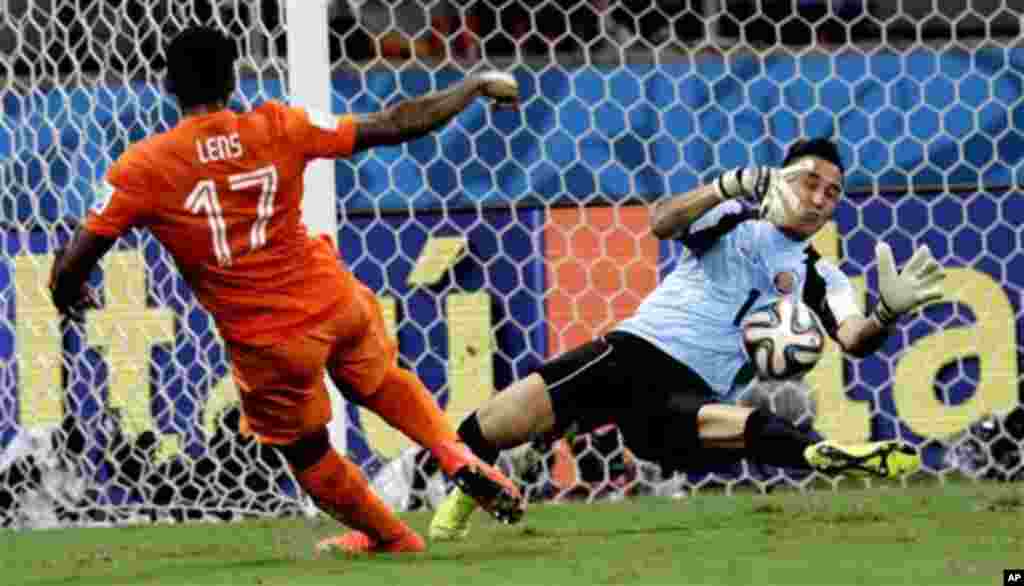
[{"x1": 535, "y1": 330, "x2": 715, "y2": 468}]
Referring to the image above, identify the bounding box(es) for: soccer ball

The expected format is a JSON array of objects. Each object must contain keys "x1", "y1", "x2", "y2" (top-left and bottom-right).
[{"x1": 741, "y1": 297, "x2": 825, "y2": 380}]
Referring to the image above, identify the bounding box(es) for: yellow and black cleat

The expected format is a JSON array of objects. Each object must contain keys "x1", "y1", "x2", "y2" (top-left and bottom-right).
[
  {"x1": 429, "y1": 486, "x2": 478, "y2": 542},
  {"x1": 804, "y1": 440, "x2": 920, "y2": 478}
]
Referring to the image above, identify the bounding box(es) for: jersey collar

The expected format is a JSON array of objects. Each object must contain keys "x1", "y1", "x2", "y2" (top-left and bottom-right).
[{"x1": 178, "y1": 109, "x2": 235, "y2": 127}]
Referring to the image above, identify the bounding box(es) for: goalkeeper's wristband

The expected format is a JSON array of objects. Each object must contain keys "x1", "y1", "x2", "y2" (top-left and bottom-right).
[{"x1": 715, "y1": 169, "x2": 745, "y2": 201}]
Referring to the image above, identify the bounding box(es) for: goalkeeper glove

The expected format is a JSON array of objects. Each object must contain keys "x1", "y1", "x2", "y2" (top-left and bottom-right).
[
  {"x1": 715, "y1": 159, "x2": 815, "y2": 227},
  {"x1": 873, "y1": 242, "x2": 946, "y2": 326},
  {"x1": 758, "y1": 158, "x2": 816, "y2": 226}
]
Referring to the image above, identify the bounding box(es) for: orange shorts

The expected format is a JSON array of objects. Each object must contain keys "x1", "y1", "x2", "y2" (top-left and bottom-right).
[{"x1": 228, "y1": 283, "x2": 398, "y2": 445}]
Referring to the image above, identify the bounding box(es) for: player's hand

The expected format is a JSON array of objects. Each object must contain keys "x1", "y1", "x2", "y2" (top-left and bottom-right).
[
  {"x1": 476, "y1": 71, "x2": 520, "y2": 109},
  {"x1": 52, "y1": 281, "x2": 101, "y2": 322},
  {"x1": 757, "y1": 158, "x2": 815, "y2": 226},
  {"x1": 48, "y1": 248, "x2": 101, "y2": 321},
  {"x1": 874, "y1": 242, "x2": 946, "y2": 325},
  {"x1": 59, "y1": 284, "x2": 101, "y2": 321}
]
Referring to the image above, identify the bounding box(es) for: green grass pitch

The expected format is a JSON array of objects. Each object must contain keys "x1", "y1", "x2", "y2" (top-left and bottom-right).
[{"x1": 4, "y1": 481, "x2": 1020, "y2": 586}]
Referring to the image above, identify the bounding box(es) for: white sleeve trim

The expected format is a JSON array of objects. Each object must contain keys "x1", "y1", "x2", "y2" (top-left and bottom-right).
[
  {"x1": 91, "y1": 180, "x2": 115, "y2": 214},
  {"x1": 304, "y1": 108, "x2": 340, "y2": 131},
  {"x1": 815, "y1": 258, "x2": 862, "y2": 325},
  {"x1": 826, "y1": 287, "x2": 862, "y2": 326}
]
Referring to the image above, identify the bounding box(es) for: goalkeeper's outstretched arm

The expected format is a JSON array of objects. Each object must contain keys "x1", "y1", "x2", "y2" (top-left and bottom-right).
[
  {"x1": 650, "y1": 165, "x2": 782, "y2": 240},
  {"x1": 835, "y1": 241, "x2": 946, "y2": 358}
]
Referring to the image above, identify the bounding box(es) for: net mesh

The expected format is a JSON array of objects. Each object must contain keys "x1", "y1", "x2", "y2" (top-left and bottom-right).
[{"x1": 1, "y1": 0, "x2": 1022, "y2": 528}]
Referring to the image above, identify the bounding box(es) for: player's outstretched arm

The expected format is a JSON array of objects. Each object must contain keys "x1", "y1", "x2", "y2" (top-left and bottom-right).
[
  {"x1": 834, "y1": 242, "x2": 946, "y2": 357},
  {"x1": 351, "y1": 71, "x2": 519, "y2": 154},
  {"x1": 649, "y1": 166, "x2": 765, "y2": 239},
  {"x1": 650, "y1": 160, "x2": 811, "y2": 240},
  {"x1": 49, "y1": 227, "x2": 115, "y2": 320}
]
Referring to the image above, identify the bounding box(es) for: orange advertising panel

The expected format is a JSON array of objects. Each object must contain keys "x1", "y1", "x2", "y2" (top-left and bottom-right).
[{"x1": 545, "y1": 205, "x2": 660, "y2": 355}]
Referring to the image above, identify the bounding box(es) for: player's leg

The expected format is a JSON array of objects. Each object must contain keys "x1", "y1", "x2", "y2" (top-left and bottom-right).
[
  {"x1": 276, "y1": 427, "x2": 424, "y2": 555},
  {"x1": 692, "y1": 404, "x2": 919, "y2": 477},
  {"x1": 328, "y1": 284, "x2": 523, "y2": 524},
  {"x1": 358, "y1": 366, "x2": 524, "y2": 523},
  {"x1": 432, "y1": 336, "x2": 622, "y2": 540},
  {"x1": 464, "y1": 372, "x2": 557, "y2": 457},
  {"x1": 697, "y1": 403, "x2": 818, "y2": 466},
  {"x1": 460, "y1": 334, "x2": 621, "y2": 462},
  {"x1": 600, "y1": 334, "x2": 921, "y2": 478},
  {"x1": 227, "y1": 336, "x2": 424, "y2": 555},
  {"x1": 430, "y1": 372, "x2": 553, "y2": 540}
]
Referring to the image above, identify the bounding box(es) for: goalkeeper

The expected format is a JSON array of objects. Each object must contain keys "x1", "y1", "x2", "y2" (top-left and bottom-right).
[
  {"x1": 431, "y1": 137, "x2": 946, "y2": 541},
  {"x1": 49, "y1": 26, "x2": 525, "y2": 555}
]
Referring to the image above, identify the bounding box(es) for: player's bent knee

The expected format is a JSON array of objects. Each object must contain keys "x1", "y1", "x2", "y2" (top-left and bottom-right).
[{"x1": 276, "y1": 426, "x2": 331, "y2": 472}]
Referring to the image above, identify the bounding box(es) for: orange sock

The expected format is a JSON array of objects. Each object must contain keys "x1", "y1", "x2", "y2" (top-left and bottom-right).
[
  {"x1": 361, "y1": 368, "x2": 459, "y2": 453},
  {"x1": 295, "y1": 449, "x2": 409, "y2": 542}
]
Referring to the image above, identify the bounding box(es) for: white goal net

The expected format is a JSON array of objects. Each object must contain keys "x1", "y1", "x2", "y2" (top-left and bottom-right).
[{"x1": 1, "y1": 0, "x2": 1022, "y2": 529}]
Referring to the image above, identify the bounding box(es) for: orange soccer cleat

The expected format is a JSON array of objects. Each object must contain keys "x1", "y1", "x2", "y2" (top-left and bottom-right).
[
  {"x1": 316, "y1": 529, "x2": 426, "y2": 556},
  {"x1": 432, "y1": 440, "x2": 525, "y2": 525}
]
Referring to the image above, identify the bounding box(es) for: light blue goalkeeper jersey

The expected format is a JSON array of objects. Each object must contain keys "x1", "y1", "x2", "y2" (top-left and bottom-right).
[{"x1": 616, "y1": 199, "x2": 860, "y2": 397}]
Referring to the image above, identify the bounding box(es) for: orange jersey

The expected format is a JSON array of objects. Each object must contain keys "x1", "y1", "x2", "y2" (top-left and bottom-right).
[{"x1": 86, "y1": 100, "x2": 361, "y2": 345}]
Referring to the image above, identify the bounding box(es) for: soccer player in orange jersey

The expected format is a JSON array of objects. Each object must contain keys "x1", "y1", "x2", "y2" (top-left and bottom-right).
[{"x1": 49, "y1": 26, "x2": 524, "y2": 555}]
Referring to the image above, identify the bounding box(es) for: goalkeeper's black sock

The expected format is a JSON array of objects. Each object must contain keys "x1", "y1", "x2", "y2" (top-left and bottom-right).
[
  {"x1": 457, "y1": 412, "x2": 501, "y2": 465},
  {"x1": 743, "y1": 408, "x2": 816, "y2": 469}
]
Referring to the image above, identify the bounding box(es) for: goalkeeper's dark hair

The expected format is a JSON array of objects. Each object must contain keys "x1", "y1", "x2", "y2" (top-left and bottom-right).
[
  {"x1": 783, "y1": 137, "x2": 845, "y2": 175},
  {"x1": 164, "y1": 26, "x2": 239, "y2": 109}
]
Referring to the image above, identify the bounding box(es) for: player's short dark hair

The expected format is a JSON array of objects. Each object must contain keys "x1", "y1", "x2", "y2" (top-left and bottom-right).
[
  {"x1": 164, "y1": 26, "x2": 239, "y2": 109},
  {"x1": 783, "y1": 137, "x2": 845, "y2": 175}
]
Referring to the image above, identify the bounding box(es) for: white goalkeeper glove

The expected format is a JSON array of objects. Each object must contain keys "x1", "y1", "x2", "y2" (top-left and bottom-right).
[
  {"x1": 715, "y1": 159, "x2": 814, "y2": 227},
  {"x1": 873, "y1": 242, "x2": 946, "y2": 326},
  {"x1": 757, "y1": 158, "x2": 816, "y2": 226}
]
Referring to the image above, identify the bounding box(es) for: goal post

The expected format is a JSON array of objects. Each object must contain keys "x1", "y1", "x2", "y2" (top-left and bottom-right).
[
  {"x1": 283, "y1": 0, "x2": 347, "y2": 456},
  {"x1": 1, "y1": 1, "x2": 1023, "y2": 529}
]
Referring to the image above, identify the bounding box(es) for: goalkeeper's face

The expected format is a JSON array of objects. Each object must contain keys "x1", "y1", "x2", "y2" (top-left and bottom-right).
[{"x1": 784, "y1": 157, "x2": 843, "y2": 238}]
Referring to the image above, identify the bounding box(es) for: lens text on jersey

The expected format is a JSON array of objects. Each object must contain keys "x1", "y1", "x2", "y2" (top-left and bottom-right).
[{"x1": 196, "y1": 133, "x2": 243, "y2": 163}]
